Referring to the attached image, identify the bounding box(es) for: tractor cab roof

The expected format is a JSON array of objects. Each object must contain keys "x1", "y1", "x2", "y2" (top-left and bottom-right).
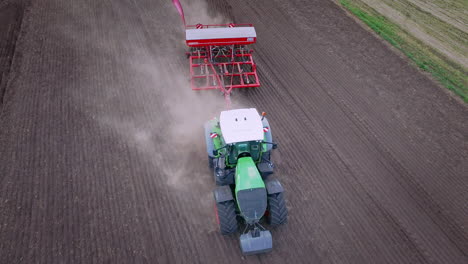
[{"x1": 220, "y1": 108, "x2": 264, "y2": 144}]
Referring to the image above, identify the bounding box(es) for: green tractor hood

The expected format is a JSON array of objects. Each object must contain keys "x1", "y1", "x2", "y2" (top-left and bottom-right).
[{"x1": 235, "y1": 157, "x2": 267, "y2": 224}]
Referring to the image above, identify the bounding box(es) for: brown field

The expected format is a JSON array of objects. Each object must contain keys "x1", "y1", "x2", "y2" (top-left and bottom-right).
[{"x1": 0, "y1": 0, "x2": 467, "y2": 263}]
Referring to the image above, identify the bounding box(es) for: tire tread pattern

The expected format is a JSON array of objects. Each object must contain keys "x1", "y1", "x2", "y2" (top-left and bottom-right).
[
  {"x1": 268, "y1": 192, "x2": 288, "y2": 226},
  {"x1": 216, "y1": 201, "x2": 238, "y2": 235}
]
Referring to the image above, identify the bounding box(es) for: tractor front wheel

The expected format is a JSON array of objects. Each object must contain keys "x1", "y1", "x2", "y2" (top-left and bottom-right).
[
  {"x1": 215, "y1": 200, "x2": 238, "y2": 235},
  {"x1": 267, "y1": 192, "x2": 288, "y2": 226}
]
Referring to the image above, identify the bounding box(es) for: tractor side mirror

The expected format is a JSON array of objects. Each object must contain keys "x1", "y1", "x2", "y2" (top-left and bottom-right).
[{"x1": 272, "y1": 143, "x2": 278, "y2": 149}]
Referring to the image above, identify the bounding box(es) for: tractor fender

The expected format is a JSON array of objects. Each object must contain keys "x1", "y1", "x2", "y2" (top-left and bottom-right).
[
  {"x1": 262, "y1": 117, "x2": 273, "y2": 151},
  {"x1": 205, "y1": 122, "x2": 215, "y2": 157},
  {"x1": 265, "y1": 179, "x2": 284, "y2": 195},
  {"x1": 213, "y1": 186, "x2": 234, "y2": 203}
]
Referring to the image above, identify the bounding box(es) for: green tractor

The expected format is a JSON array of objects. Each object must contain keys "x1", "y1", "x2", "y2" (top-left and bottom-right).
[{"x1": 204, "y1": 108, "x2": 288, "y2": 255}]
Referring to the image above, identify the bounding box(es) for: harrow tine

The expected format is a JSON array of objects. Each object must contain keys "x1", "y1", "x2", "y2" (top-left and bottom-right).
[
  {"x1": 237, "y1": 63, "x2": 243, "y2": 73},
  {"x1": 237, "y1": 63, "x2": 244, "y2": 86},
  {"x1": 231, "y1": 44, "x2": 235, "y2": 62},
  {"x1": 198, "y1": 50, "x2": 204, "y2": 75}
]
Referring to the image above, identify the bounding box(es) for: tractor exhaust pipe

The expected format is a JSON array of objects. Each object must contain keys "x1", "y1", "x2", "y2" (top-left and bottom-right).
[{"x1": 239, "y1": 227, "x2": 273, "y2": 255}]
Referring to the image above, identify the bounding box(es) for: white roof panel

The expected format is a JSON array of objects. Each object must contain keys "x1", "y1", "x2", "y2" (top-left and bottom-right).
[
  {"x1": 220, "y1": 108, "x2": 264, "y2": 144},
  {"x1": 186, "y1": 27, "x2": 256, "y2": 41}
]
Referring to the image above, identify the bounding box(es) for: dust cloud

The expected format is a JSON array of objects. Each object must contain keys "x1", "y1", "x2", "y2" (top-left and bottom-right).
[{"x1": 70, "y1": 0, "x2": 245, "y2": 194}]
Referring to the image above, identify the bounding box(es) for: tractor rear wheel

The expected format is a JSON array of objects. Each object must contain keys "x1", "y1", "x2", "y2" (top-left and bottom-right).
[
  {"x1": 267, "y1": 192, "x2": 288, "y2": 226},
  {"x1": 208, "y1": 156, "x2": 214, "y2": 169},
  {"x1": 215, "y1": 200, "x2": 238, "y2": 235}
]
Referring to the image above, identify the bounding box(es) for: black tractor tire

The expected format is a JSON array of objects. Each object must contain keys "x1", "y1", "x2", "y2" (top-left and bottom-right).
[
  {"x1": 267, "y1": 192, "x2": 288, "y2": 226},
  {"x1": 208, "y1": 156, "x2": 214, "y2": 169},
  {"x1": 215, "y1": 201, "x2": 238, "y2": 235}
]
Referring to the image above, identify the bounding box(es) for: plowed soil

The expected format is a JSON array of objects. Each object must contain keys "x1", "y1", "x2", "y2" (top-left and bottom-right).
[{"x1": 0, "y1": 0, "x2": 467, "y2": 263}]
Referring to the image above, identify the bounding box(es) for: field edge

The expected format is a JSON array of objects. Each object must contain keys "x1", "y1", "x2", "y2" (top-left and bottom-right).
[{"x1": 337, "y1": 0, "x2": 467, "y2": 103}]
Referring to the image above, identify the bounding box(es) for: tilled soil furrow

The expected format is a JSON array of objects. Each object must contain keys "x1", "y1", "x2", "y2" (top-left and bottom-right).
[
  {"x1": 257, "y1": 61, "x2": 402, "y2": 263},
  {"x1": 252, "y1": 28, "x2": 401, "y2": 264},
  {"x1": 273, "y1": 5, "x2": 468, "y2": 256},
  {"x1": 249, "y1": 49, "x2": 416, "y2": 263},
  {"x1": 0, "y1": 0, "x2": 467, "y2": 263}
]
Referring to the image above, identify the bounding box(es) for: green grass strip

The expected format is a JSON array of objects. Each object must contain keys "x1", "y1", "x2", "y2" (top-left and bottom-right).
[{"x1": 340, "y1": 0, "x2": 467, "y2": 102}]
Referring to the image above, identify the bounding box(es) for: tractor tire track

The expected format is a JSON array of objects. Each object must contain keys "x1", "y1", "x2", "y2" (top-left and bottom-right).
[{"x1": 0, "y1": 0, "x2": 30, "y2": 108}]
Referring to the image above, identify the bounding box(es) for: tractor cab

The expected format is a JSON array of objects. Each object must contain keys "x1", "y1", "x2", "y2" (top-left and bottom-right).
[
  {"x1": 226, "y1": 141, "x2": 262, "y2": 164},
  {"x1": 219, "y1": 108, "x2": 265, "y2": 164},
  {"x1": 206, "y1": 108, "x2": 275, "y2": 185}
]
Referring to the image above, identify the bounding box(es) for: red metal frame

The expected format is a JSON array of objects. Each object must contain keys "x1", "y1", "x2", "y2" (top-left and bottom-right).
[
  {"x1": 185, "y1": 24, "x2": 260, "y2": 108},
  {"x1": 186, "y1": 23, "x2": 254, "y2": 29}
]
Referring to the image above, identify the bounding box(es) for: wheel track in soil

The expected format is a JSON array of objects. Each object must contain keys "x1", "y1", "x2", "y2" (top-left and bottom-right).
[
  {"x1": 0, "y1": 0, "x2": 467, "y2": 263},
  {"x1": 0, "y1": 0, "x2": 30, "y2": 108}
]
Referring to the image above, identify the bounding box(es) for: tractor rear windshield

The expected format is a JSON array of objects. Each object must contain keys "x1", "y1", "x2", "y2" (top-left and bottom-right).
[{"x1": 227, "y1": 141, "x2": 261, "y2": 164}]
